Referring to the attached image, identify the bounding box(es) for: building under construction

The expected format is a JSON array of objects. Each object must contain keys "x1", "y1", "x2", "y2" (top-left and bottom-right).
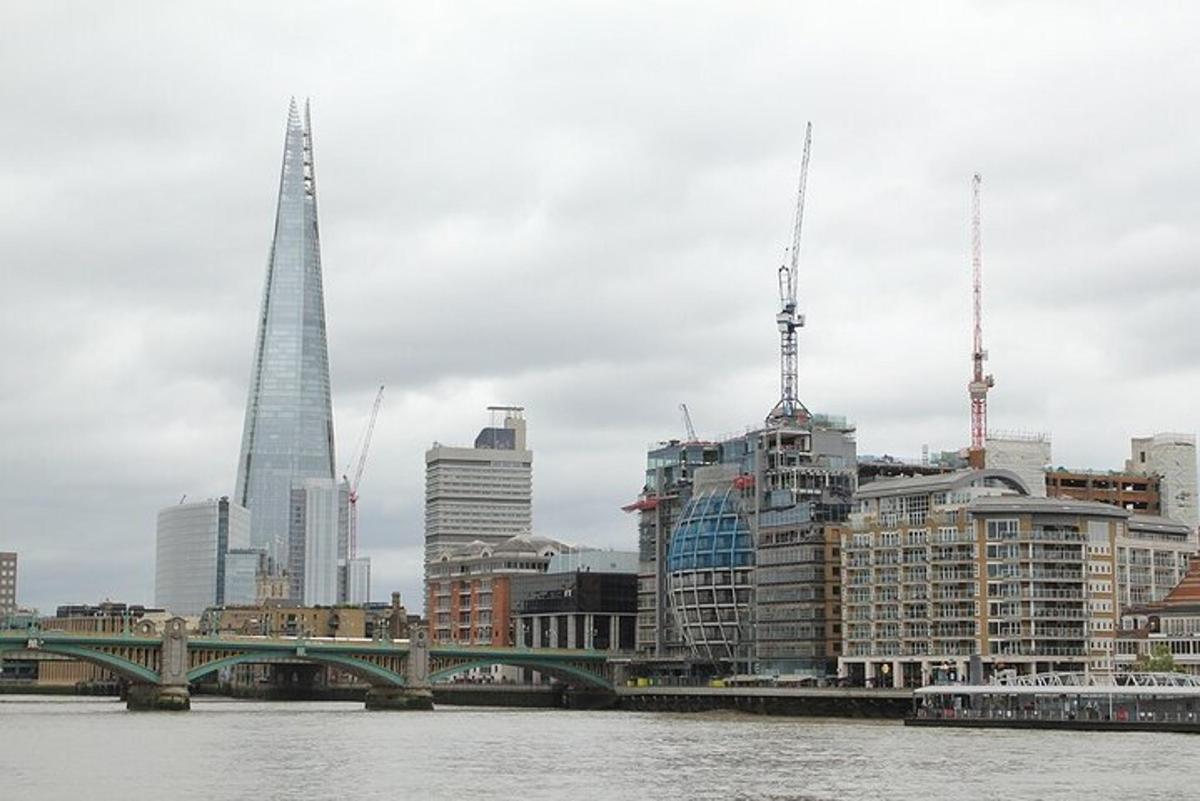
[{"x1": 625, "y1": 123, "x2": 858, "y2": 677}]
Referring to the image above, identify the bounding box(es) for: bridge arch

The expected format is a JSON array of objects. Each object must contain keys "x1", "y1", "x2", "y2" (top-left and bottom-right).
[
  {"x1": 429, "y1": 657, "x2": 612, "y2": 690},
  {"x1": 186, "y1": 650, "x2": 407, "y2": 687},
  {"x1": 0, "y1": 642, "x2": 160, "y2": 685}
]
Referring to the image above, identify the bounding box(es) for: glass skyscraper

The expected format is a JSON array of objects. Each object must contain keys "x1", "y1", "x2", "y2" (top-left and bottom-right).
[{"x1": 235, "y1": 99, "x2": 337, "y2": 570}]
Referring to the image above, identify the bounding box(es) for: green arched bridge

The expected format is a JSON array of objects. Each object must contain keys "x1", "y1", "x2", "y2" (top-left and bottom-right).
[{"x1": 0, "y1": 618, "x2": 615, "y2": 710}]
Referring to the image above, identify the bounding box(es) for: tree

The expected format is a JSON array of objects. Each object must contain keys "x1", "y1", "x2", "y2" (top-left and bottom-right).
[{"x1": 1135, "y1": 642, "x2": 1176, "y2": 672}]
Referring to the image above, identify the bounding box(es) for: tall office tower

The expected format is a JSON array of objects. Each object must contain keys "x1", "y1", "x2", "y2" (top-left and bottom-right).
[
  {"x1": 0, "y1": 552, "x2": 16, "y2": 617},
  {"x1": 155, "y1": 497, "x2": 251, "y2": 616},
  {"x1": 424, "y1": 408, "x2": 533, "y2": 590},
  {"x1": 235, "y1": 99, "x2": 337, "y2": 571}
]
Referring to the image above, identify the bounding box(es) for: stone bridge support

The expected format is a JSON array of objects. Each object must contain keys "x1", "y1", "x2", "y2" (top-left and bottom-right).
[
  {"x1": 365, "y1": 628, "x2": 433, "y2": 711},
  {"x1": 127, "y1": 617, "x2": 190, "y2": 711}
]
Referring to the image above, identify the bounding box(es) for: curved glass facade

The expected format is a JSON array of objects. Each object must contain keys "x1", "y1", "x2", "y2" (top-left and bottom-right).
[
  {"x1": 666, "y1": 487, "x2": 755, "y2": 663},
  {"x1": 667, "y1": 490, "x2": 755, "y2": 572}
]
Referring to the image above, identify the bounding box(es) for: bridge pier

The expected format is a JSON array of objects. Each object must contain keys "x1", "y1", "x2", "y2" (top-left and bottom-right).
[
  {"x1": 126, "y1": 682, "x2": 190, "y2": 711},
  {"x1": 364, "y1": 686, "x2": 434, "y2": 711},
  {"x1": 365, "y1": 627, "x2": 433, "y2": 711},
  {"x1": 128, "y1": 616, "x2": 191, "y2": 711}
]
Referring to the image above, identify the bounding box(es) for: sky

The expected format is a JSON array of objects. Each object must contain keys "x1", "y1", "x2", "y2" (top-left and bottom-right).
[{"x1": 2, "y1": 2, "x2": 1198, "y2": 614}]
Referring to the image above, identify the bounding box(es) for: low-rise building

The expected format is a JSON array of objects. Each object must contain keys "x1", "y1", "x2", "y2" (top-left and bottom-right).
[
  {"x1": 511, "y1": 567, "x2": 637, "y2": 651},
  {"x1": 1117, "y1": 562, "x2": 1200, "y2": 674},
  {"x1": 199, "y1": 604, "x2": 366, "y2": 638},
  {"x1": 426, "y1": 534, "x2": 570, "y2": 646}
]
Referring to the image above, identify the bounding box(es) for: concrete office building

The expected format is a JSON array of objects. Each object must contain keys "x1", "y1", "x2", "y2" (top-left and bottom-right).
[
  {"x1": 0, "y1": 552, "x2": 16, "y2": 618},
  {"x1": 1128, "y1": 433, "x2": 1199, "y2": 535},
  {"x1": 837, "y1": 468, "x2": 1188, "y2": 686},
  {"x1": 424, "y1": 407, "x2": 533, "y2": 599},
  {"x1": 426, "y1": 533, "x2": 568, "y2": 646},
  {"x1": 155, "y1": 497, "x2": 251, "y2": 616}
]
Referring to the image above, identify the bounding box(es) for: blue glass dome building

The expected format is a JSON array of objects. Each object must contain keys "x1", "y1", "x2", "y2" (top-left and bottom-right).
[{"x1": 666, "y1": 486, "x2": 755, "y2": 664}]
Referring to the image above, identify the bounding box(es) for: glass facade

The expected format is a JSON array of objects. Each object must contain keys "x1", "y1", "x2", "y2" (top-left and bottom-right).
[
  {"x1": 235, "y1": 99, "x2": 336, "y2": 569},
  {"x1": 667, "y1": 490, "x2": 755, "y2": 572},
  {"x1": 155, "y1": 498, "x2": 250, "y2": 616},
  {"x1": 666, "y1": 487, "x2": 756, "y2": 664}
]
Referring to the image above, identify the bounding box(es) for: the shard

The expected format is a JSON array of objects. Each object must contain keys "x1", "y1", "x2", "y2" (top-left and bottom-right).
[{"x1": 235, "y1": 99, "x2": 337, "y2": 570}]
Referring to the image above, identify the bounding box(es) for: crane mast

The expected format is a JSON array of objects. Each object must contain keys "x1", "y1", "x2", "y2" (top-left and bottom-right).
[
  {"x1": 346, "y1": 385, "x2": 385, "y2": 559},
  {"x1": 767, "y1": 122, "x2": 812, "y2": 426},
  {"x1": 968, "y1": 173, "x2": 994, "y2": 462},
  {"x1": 679, "y1": 403, "x2": 698, "y2": 442}
]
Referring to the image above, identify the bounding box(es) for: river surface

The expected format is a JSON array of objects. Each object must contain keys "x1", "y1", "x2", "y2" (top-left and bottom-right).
[{"x1": 0, "y1": 695, "x2": 1196, "y2": 800}]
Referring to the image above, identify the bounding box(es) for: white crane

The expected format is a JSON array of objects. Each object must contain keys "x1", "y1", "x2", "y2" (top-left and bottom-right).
[{"x1": 767, "y1": 122, "x2": 812, "y2": 425}]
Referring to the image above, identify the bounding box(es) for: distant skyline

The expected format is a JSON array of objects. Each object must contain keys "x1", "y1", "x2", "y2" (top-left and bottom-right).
[{"x1": 2, "y1": 3, "x2": 1198, "y2": 613}]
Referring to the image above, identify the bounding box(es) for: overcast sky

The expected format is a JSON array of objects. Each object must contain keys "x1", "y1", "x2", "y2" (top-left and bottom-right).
[{"x1": 2, "y1": 2, "x2": 1197, "y2": 613}]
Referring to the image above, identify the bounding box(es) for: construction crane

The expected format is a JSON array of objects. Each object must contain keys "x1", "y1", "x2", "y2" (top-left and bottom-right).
[
  {"x1": 679, "y1": 403, "x2": 698, "y2": 442},
  {"x1": 767, "y1": 122, "x2": 813, "y2": 426},
  {"x1": 344, "y1": 385, "x2": 385, "y2": 559},
  {"x1": 968, "y1": 173, "x2": 994, "y2": 464}
]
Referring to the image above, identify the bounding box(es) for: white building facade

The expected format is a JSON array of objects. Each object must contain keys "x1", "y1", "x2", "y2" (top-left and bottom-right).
[{"x1": 155, "y1": 497, "x2": 250, "y2": 616}]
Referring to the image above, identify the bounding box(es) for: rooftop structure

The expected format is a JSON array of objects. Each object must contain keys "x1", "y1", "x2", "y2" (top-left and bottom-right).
[
  {"x1": 1046, "y1": 468, "x2": 1162, "y2": 515},
  {"x1": 235, "y1": 99, "x2": 338, "y2": 570}
]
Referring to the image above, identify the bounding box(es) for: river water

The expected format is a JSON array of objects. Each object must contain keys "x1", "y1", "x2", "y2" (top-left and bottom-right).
[{"x1": 0, "y1": 695, "x2": 1196, "y2": 800}]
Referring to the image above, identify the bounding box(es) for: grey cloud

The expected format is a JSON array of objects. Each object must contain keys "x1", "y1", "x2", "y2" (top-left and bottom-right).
[{"x1": 2, "y1": 2, "x2": 1197, "y2": 612}]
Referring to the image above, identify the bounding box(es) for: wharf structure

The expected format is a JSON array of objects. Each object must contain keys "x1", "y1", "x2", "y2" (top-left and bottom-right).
[{"x1": 837, "y1": 468, "x2": 1195, "y2": 687}]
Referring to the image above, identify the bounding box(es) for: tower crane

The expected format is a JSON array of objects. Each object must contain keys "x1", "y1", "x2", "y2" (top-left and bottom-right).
[
  {"x1": 767, "y1": 122, "x2": 813, "y2": 426},
  {"x1": 679, "y1": 403, "x2": 698, "y2": 442},
  {"x1": 344, "y1": 385, "x2": 385, "y2": 559},
  {"x1": 968, "y1": 174, "x2": 994, "y2": 465}
]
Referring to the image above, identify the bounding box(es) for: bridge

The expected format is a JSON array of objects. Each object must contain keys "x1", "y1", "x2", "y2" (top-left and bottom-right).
[{"x1": 0, "y1": 618, "x2": 615, "y2": 710}]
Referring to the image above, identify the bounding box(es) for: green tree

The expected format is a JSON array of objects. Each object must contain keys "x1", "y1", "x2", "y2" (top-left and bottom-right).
[{"x1": 1135, "y1": 642, "x2": 1176, "y2": 672}]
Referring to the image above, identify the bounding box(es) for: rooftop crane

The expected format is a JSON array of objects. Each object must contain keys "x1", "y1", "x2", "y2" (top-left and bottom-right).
[
  {"x1": 968, "y1": 173, "x2": 994, "y2": 464},
  {"x1": 767, "y1": 122, "x2": 813, "y2": 426},
  {"x1": 679, "y1": 403, "x2": 698, "y2": 442},
  {"x1": 344, "y1": 384, "x2": 385, "y2": 559}
]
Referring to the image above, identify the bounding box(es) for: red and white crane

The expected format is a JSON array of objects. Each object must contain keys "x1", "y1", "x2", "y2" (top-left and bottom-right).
[
  {"x1": 968, "y1": 173, "x2": 994, "y2": 461},
  {"x1": 345, "y1": 385, "x2": 384, "y2": 559}
]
